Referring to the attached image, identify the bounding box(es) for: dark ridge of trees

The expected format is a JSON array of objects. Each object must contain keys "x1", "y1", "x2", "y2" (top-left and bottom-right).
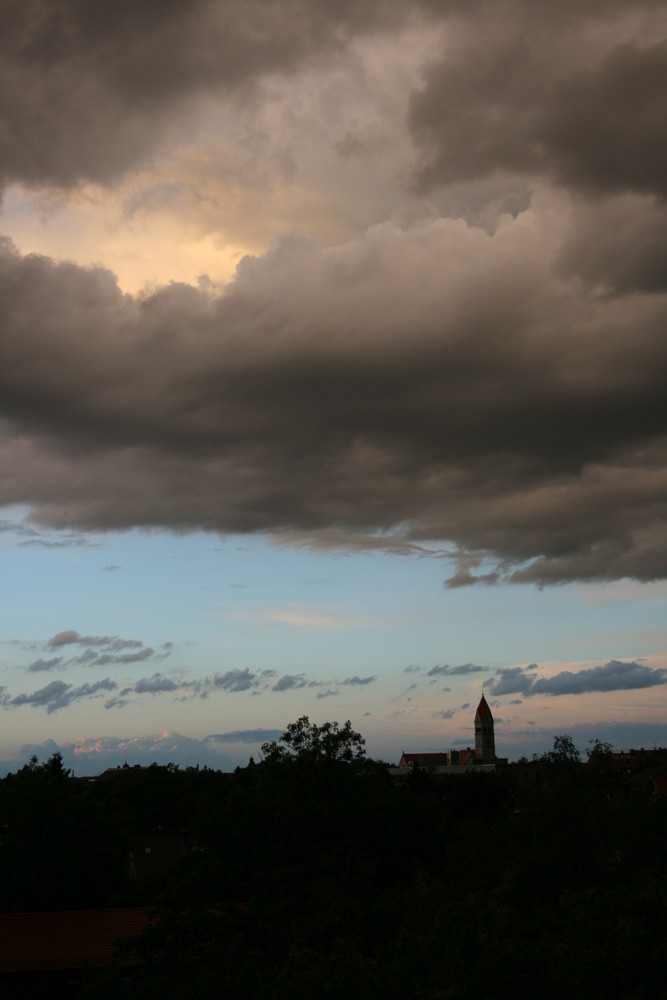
[{"x1": 2, "y1": 726, "x2": 667, "y2": 998}]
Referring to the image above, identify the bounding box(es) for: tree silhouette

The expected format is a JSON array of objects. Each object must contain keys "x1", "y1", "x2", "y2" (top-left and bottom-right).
[
  {"x1": 260, "y1": 716, "x2": 366, "y2": 764},
  {"x1": 541, "y1": 734, "x2": 581, "y2": 765}
]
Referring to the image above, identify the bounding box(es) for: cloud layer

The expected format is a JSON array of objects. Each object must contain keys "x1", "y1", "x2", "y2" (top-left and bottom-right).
[
  {"x1": 0, "y1": 0, "x2": 410, "y2": 190},
  {"x1": 2, "y1": 629, "x2": 380, "y2": 715},
  {"x1": 1, "y1": 2, "x2": 666, "y2": 587}
]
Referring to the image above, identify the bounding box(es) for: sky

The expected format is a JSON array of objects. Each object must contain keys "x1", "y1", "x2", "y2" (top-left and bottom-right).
[{"x1": 1, "y1": 0, "x2": 667, "y2": 775}]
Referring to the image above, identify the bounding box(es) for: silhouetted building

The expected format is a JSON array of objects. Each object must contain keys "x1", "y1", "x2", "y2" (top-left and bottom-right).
[
  {"x1": 391, "y1": 695, "x2": 502, "y2": 775},
  {"x1": 474, "y1": 694, "x2": 495, "y2": 763},
  {"x1": 398, "y1": 752, "x2": 449, "y2": 772}
]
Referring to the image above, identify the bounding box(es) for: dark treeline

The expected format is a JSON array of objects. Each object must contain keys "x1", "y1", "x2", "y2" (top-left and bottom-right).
[{"x1": 1, "y1": 724, "x2": 667, "y2": 998}]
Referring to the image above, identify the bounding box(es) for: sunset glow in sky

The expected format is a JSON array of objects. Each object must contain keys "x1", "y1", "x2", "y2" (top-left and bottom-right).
[{"x1": 1, "y1": 1, "x2": 667, "y2": 773}]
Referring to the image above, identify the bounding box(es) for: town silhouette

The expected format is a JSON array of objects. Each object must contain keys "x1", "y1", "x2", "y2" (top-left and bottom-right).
[{"x1": 2, "y1": 712, "x2": 666, "y2": 997}]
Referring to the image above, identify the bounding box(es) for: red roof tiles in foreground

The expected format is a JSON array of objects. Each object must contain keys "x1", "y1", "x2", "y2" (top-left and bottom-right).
[{"x1": 0, "y1": 908, "x2": 148, "y2": 973}]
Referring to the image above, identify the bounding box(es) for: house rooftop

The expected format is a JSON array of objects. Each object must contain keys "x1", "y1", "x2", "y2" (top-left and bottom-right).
[{"x1": 0, "y1": 908, "x2": 148, "y2": 974}]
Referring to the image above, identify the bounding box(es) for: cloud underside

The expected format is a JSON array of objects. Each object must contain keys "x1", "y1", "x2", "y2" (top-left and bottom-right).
[
  {"x1": 1, "y1": 1, "x2": 667, "y2": 587},
  {"x1": 2, "y1": 211, "x2": 666, "y2": 587}
]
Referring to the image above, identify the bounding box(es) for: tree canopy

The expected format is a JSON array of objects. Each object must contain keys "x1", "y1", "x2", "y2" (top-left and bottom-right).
[
  {"x1": 540, "y1": 734, "x2": 582, "y2": 765},
  {"x1": 260, "y1": 716, "x2": 366, "y2": 764}
]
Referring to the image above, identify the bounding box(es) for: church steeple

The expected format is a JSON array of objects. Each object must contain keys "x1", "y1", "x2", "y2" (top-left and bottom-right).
[{"x1": 474, "y1": 693, "x2": 495, "y2": 763}]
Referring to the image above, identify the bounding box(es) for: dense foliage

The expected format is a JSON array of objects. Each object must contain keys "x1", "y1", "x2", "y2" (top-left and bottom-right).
[{"x1": 1, "y1": 733, "x2": 667, "y2": 998}]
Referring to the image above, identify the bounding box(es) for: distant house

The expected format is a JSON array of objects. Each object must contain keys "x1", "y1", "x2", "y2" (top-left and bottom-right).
[
  {"x1": 398, "y1": 752, "x2": 450, "y2": 772},
  {"x1": 608, "y1": 751, "x2": 642, "y2": 774}
]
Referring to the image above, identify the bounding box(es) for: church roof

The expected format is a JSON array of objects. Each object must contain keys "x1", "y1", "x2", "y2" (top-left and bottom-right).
[{"x1": 475, "y1": 694, "x2": 493, "y2": 720}]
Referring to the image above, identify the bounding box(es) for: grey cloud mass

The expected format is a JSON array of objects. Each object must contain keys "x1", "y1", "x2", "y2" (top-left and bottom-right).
[
  {"x1": 212, "y1": 669, "x2": 259, "y2": 693},
  {"x1": 48, "y1": 630, "x2": 142, "y2": 650},
  {"x1": 272, "y1": 674, "x2": 308, "y2": 692},
  {"x1": 409, "y1": 4, "x2": 667, "y2": 199},
  {"x1": 9, "y1": 677, "x2": 117, "y2": 714},
  {"x1": 28, "y1": 657, "x2": 63, "y2": 673},
  {"x1": 4, "y1": 650, "x2": 374, "y2": 711},
  {"x1": 488, "y1": 666, "x2": 538, "y2": 697},
  {"x1": 0, "y1": 0, "x2": 410, "y2": 190},
  {"x1": 1, "y1": 2, "x2": 666, "y2": 588},
  {"x1": 531, "y1": 660, "x2": 667, "y2": 696},
  {"x1": 34, "y1": 631, "x2": 162, "y2": 670},
  {"x1": 427, "y1": 664, "x2": 486, "y2": 677},
  {"x1": 134, "y1": 673, "x2": 181, "y2": 694},
  {"x1": 488, "y1": 660, "x2": 667, "y2": 697},
  {"x1": 2, "y1": 215, "x2": 667, "y2": 586}
]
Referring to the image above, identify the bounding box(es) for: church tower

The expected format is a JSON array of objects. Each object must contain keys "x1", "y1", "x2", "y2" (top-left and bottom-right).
[{"x1": 474, "y1": 694, "x2": 495, "y2": 763}]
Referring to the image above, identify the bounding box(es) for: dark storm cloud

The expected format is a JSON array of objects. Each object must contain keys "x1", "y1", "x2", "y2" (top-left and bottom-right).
[
  {"x1": 1, "y1": 2, "x2": 667, "y2": 589},
  {"x1": 8, "y1": 1, "x2": 663, "y2": 201},
  {"x1": 1, "y1": 210, "x2": 667, "y2": 586},
  {"x1": 555, "y1": 196, "x2": 667, "y2": 295},
  {"x1": 0, "y1": 0, "x2": 408, "y2": 190},
  {"x1": 487, "y1": 660, "x2": 667, "y2": 697},
  {"x1": 409, "y1": 3, "x2": 667, "y2": 200}
]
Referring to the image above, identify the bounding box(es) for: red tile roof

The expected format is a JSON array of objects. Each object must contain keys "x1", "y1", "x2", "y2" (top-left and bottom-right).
[
  {"x1": 400, "y1": 753, "x2": 449, "y2": 766},
  {"x1": 0, "y1": 908, "x2": 148, "y2": 973}
]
